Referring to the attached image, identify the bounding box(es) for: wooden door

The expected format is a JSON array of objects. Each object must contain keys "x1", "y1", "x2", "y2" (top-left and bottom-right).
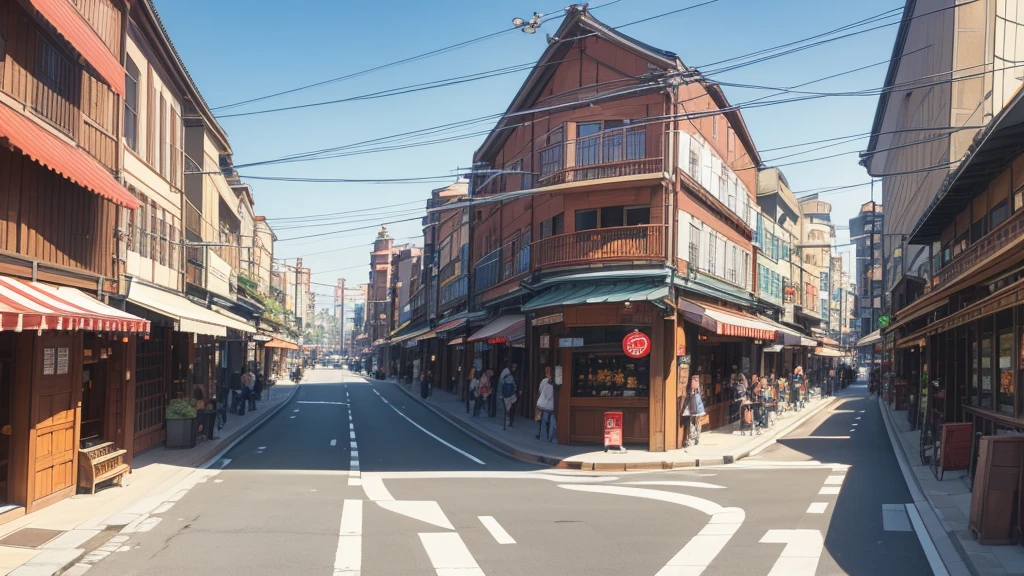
[{"x1": 30, "y1": 333, "x2": 80, "y2": 509}]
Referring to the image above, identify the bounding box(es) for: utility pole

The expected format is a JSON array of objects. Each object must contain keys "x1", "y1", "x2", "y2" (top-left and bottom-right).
[
  {"x1": 336, "y1": 278, "x2": 345, "y2": 356},
  {"x1": 869, "y1": 182, "x2": 877, "y2": 374}
]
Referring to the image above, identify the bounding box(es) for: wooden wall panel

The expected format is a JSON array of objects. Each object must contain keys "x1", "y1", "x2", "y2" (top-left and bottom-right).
[{"x1": 0, "y1": 148, "x2": 115, "y2": 279}]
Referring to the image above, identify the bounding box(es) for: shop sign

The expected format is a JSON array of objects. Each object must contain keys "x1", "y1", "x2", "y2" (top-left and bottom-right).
[
  {"x1": 487, "y1": 337, "x2": 508, "y2": 345},
  {"x1": 558, "y1": 337, "x2": 584, "y2": 348},
  {"x1": 622, "y1": 331, "x2": 652, "y2": 359},
  {"x1": 540, "y1": 334, "x2": 550, "y2": 349},
  {"x1": 533, "y1": 313, "x2": 563, "y2": 327},
  {"x1": 677, "y1": 343, "x2": 686, "y2": 356}
]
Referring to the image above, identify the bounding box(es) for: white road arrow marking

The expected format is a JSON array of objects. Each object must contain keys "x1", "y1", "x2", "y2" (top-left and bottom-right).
[
  {"x1": 560, "y1": 485, "x2": 744, "y2": 576},
  {"x1": 418, "y1": 533, "x2": 484, "y2": 575},
  {"x1": 760, "y1": 529, "x2": 823, "y2": 576}
]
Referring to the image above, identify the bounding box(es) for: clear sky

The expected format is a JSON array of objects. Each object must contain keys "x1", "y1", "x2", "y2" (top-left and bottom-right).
[{"x1": 155, "y1": 0, "x2": 901, "y2": 304}]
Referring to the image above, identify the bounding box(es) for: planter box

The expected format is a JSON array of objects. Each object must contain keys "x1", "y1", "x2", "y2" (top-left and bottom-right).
[{"x1": 165, "y1": 417, "x2": 198, "y2": 449}]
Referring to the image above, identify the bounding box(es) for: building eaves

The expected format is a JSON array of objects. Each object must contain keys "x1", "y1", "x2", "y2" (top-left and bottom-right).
[
  {"x1": 861, "y1": 0, "x2": 916, "y2": 168},
  {"x1": 701, "y1": 82, "x2": 762, "y2": 167},
  {"x1": 140, "y1": 0, "x2": 232, "y2": 154}
]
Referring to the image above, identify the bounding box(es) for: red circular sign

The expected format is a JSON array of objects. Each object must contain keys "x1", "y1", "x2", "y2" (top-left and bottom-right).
[{"x1": 622, "y1": 331, "x2": 652, "y2": 359}]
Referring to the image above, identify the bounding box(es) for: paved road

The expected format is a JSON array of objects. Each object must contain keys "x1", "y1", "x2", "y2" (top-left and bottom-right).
[{"x1": 83, "y1": 371, "x2": 937, "y2": 576}]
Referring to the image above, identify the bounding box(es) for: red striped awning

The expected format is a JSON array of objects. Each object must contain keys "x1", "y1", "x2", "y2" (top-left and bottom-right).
[
  {"x1": 24, "y1": 0, "x2": 125, "y2": 96},
  {"x1": 678, "y1": 299, "x2": 777, "y2": 341},
  {"x1": 0, "y1": 276, "x2": 149, "y2": 332},
  {"x1": 435, "y1": 317, "x2": 467, "y2": 333},
  {"x1": 0, "y1": 101, "x2": 139, "y2": 209}
]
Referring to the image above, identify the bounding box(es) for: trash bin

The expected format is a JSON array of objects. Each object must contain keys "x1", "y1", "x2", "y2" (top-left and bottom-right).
[
  {"x1": 604, "y1": 411, "x2": 623, "y2": 452},
  {"x1": 197, "y1": 409, "x2": 217, "y2": 441}
]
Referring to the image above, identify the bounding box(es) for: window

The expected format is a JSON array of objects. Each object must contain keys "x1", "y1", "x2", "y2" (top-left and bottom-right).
[
  {"x1": 688, "y1": 149, "x2": 700, "y2": 178},
  {"x1": 575, "y1": 209, "x2": 598, "y2": 231},
  {"x1": 972, "y1": 217, "x2": 987, "y2": 243},
  {"x1": 539, "y1": 213, "x2": 564, "y2": 239},
  {"x1": 712, "y1": 115, "x2": 718, "y2": 139},
  {"x1": 124, "y1": 57, "x2": 140, "y2": 151},
  {"x1": 625, "y1": 206, "x2": 650, "y2": 226},
  {"x1": 991, "y1": 200, "x2": 1009, "y2": 229},
  {"x1": 540, "y1": 146, "x2": 562, "y2": 177},
  {"x1": 600, "y1": 206, "x2": 624, "y2": 228},
  {"x1": 997, "y1": 310, "x2": 1014, "y2": 415},
  {"x1": 727, "y1": 128, "x2": 735, "y2": 158},
  {"x1": 576, "y1": 122, "x2": 602, "y2": 166},
  {"x1": 980, "y1": 320, "x2": 993, "y2": 409},
  {"x1": 159, "y1": 95, "x2": 167, "y2": 178}
]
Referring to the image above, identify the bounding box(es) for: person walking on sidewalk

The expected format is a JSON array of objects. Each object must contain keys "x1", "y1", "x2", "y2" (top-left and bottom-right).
[
  {"x1": 419, "y1": 371, "x2": 432, "y2": 399},
  {"x1": 499, "y1": 363, "x2": 520, "y2": 428},
  {"x1": 536, "y1": 366, "x2": 557, "y2": 442},
  {"x1": 465, "y1": 368, "x2": 477, "y2": 413},
  {"x1": 474, "y1": 370, "x2": 492, "y2": 417},
  {"x1": 242, "y1": 366, "x2": 257, "y2": 411}
]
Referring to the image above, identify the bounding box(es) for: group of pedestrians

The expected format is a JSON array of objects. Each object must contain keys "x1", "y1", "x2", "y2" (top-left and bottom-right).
[{"x1": 463, "y1": 363, "x2": 558, "y2": 442}]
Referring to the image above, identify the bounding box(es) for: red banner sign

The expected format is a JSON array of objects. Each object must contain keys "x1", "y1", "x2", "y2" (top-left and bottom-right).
[
  {"x1": 604, "y1": 411, "x2": 623, "y2": 449},
  {"x1": 622, "y1": 331, "x2": 652, "y2": 359}
]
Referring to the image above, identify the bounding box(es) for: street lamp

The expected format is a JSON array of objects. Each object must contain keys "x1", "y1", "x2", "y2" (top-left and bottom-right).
[{"x1": 512, "y1": 12, "x2": 541, "y2": 34}]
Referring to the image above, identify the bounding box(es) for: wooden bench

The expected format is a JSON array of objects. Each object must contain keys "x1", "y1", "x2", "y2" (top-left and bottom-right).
[{"x1": 77, "y1": 442, "x2": 129, "y2": 494}]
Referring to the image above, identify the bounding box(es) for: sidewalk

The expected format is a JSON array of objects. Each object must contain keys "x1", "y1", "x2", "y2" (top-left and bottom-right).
[
  {"x1": 384, "y1": 376, "x2": 839, "y2": 470},
  {"x1": 879, "y1": 397, "x2": 1024, "y2": 576},
  {"x1": 0, "y1": 382, "x2": 299, "y2": 576}
]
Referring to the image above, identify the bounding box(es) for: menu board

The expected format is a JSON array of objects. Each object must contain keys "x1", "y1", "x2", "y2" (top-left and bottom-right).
[
  {"x1": 42, "y1": 347, "x2": 55, "y2": 375},
  {"x1": 57, "y1": 347, "x2": 69, "y2": 375}
]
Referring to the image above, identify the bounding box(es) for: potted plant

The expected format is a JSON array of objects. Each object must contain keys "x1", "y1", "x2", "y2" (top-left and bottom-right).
[{"x1": 165, "y1": 398, "x2": 198, "y2": 449}]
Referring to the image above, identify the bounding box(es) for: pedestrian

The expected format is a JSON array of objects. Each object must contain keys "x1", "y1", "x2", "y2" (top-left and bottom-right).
[
  {"x1": 792, "y1": 366, "x2": 805, "y2": 411},
  {"x1": 465, "y1": 368, "x2": 476, "y2": 413},
  {"x1": 242, "y1": 366, "x2": 257, "y2": 411},
  {"x1": 499, "y1": 362, "x2": 519, "y2": 427},
  {"x1": 475, "y1": 370, "x2": 493, "y2": 417},
  {"x1": 419, "y1": 371, "x2": 430, "y2": 399},
  {"x1": 536, "y1": 366, "x2": 557, "y2": 442}
]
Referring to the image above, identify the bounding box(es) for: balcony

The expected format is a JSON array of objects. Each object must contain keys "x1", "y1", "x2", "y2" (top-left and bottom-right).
[
  {"x1": 474, "y1": 240, "x2": 530, "y2": 294},
  {"x1": 536, "y1": 126, "x2": 663, "y2": 187},
  {"x1": 185, "y1": 199, "x2": 202, "y2": 239},
  {"x1": 533, "y1": 225, "x2": 664, "y2": 270},
  {"x1": 931, "y1": 206, "x2": 1024, "y2": 293},
  {"x1": 185, "y1": 245, "x2": 205, "y2": 288}
]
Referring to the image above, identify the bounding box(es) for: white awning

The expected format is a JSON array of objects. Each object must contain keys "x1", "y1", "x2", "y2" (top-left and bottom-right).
[
  {"x1": 757, "y1": 316, "x2": 810, "y2": 346},
  {"x1": 468, "y1": 315, "x2": 526, "y2": 344},
  {"x1": 857, "y1": 330, "x2": 882, "y2": 347},
  {"x1": 815, "y1": 346, "x2": 844, "y2": 358},
  {"x1": 800, "y1": 337, "x2": 819, "y2": 347},
  {"x1": 678, "y1": 299, "x2": 777, "y2": 340},
  {"x1": 127, "y1": 281, "x2": 253, "y2": 337},
  {"x1": 211, "y1": 305, "x2": 257, "y2": 334}
]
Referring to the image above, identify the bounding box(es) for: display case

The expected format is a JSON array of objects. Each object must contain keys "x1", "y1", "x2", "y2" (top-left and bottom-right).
[{"x1": 571, "y1": 352, "x2": 650, "y2": 398}]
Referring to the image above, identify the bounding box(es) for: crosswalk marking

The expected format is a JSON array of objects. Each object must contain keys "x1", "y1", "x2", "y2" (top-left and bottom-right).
[
  {"x1": 334, "y1": 500, "x2": 362, "y2": 576},
  {"x1": 806, "y1": 502, "x2": 828, "y2": 514},
  {"x1": 818, "y1": 487, "x2": 840, "y2": 495},
  {"x1": 761, "y1": 529, "x2": 823, "y2": 576},
  {"x1": 418, "y1": 533, "x2": 484, "y2": 575},
  {"x1": 479, "y1": 516, "x2": 515, "y2": 544}
]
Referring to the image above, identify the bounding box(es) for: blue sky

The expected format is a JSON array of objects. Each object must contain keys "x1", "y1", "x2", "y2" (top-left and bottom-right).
[{"x1": 155, "y1": 0, "x2": 901, "y2": 302}]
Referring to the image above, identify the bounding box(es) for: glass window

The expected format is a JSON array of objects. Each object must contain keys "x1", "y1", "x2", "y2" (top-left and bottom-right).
[
  {"x1": 575, "y1": 209, "x2": 598, "y2": 231},
  {"x1": 124, "y1": 57, "x2": 140, "y2": 152},
  {"x1": 972, "y1": 218, "x2": 987, "y2": 244},
  {"x1": 981, "y1": 320, "x2": 993, "y2": 409},
  {"x1": 688, "y1": 150, "x2": 700, "y2": 178},
  {"x1": 572, "y1": 352, "x2": 650, "y2": 398},
  {"x1": 601, "y1": 206, "x2": 624, "y2": 228},
  {"x1": 577, "y1": 122, "x2": 602, "y2": 138},
  {"x1": 998, "y1": 311, "x2": 1014, "y2": 415},
  {"x1": 625, "y1": 207, "x2": 650, "y2": 226},
  {"x1": 968, "y1": 326, "x2": 976, "y2": 405},
  {"x1": 991, "y1": 200, "x2": 1009, "y2": 229}
]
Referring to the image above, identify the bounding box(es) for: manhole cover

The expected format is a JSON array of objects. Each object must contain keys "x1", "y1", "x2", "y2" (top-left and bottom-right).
[{"x1": 0, "y1": 527, "x2": 64, "y2": 548}]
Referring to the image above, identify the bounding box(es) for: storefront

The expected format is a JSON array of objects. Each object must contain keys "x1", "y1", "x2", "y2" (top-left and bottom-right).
[
  {"x1": 0, "y1": 277, "x2": 149, "y2": 519},
  {"x1": 468, "y1": 314, "x2": 527, "y2": 417}
]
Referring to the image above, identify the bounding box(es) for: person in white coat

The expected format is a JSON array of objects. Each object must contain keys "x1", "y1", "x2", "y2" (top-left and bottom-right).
[{"x1": 535, "y1": 366, "x2": 557, "y2": 442}]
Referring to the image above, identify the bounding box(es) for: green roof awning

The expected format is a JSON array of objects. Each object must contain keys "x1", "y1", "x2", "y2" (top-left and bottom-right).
[{"x1": 523, "y1": 282, "x2": 669, "y2": 311}]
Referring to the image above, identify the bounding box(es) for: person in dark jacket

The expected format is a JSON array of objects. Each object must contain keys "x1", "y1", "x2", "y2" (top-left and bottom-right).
[{"x1": 419, "y1": 371, "x2": 431, "y2": 399}]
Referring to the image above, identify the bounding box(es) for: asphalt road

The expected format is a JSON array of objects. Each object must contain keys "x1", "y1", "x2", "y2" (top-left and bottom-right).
[{"x1": 83, "y1": 371, "x2": 936, "y2": 576}]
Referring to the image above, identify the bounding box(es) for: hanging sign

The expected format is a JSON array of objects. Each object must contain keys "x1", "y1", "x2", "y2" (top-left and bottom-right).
[{"x1": 622, "y1": 331, "x2": 652, "y2": 359}]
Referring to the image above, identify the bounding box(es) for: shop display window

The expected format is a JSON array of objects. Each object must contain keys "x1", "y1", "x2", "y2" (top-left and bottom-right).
[{"x1": 572, "y1": 352, "x2": 649, "y2": 397}]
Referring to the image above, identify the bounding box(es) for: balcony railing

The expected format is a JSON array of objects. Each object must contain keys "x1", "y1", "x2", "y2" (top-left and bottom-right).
[
  {"x1": 474, "y1": 240, "x2": 530, "y2": 293},
  {"x1": 931, "y1": 206, "x2": 1024, "y2": 292},
  {"x1": 536, "y1": 126, "x2": 663, "y2": 187},
  {"x1": 185, "y1": 245, "x2": 204, "y2": 288},
  {"x1": 185, "y1": 199, "x2": 201, "y2": 238},
  {"x1": 533, "y1": 225, "x2": 664, "y2": 270},
  {"x1": 438, "y1": 257, "x2": 463, "y2": 287}
]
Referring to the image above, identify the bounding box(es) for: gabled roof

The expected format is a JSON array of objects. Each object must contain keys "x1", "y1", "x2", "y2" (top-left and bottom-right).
[
  {"x1": 473, "y1": 5, "x2": 761, "y2": 167},
  {"x1": 474, "y1": 5, "x2": 679, "y2": 164}
]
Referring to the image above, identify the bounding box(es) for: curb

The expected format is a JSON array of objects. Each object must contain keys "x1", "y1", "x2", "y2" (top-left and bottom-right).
[
  {"x1": 43, "y1": 385, "x2": 302, "y2": 576},
  {"x1": 878, "y1": 395, "x2": 969, "y2": 576},
  {"x1": 385, "y1": 377, "x2": 839, "y2": 470}
]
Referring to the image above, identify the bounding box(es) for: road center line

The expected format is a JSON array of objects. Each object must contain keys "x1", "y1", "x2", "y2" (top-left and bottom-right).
[
  {"x1": 334, "y1": 499, "x2": 362, "y2": 576},
  {"x1": 375, "y1": 390, "x2": 485, "y2": 465},
  {"x1": 297, "y1": 400, "x2": 348, "y2": 405},
  {"x1": 479, "y1": 516, "x2": 516, "y2": 544}
]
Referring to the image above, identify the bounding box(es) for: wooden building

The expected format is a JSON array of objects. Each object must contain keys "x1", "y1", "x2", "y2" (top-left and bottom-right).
[{"x1": 0, "y1": 0, "x2": 154, "y2": 520}]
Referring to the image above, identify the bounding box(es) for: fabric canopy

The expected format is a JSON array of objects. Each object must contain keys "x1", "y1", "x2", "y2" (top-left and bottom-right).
[
  {"x1": 678, "y1": 299, "x2": 777, "y2": 340},
  {"x1": 211, "y1": 306, "x2": 257, "y2": 334},
  {"x1": 523, "y1": 282, "x2": 669, "y2": 311},
  {"x1": 756, "y1": 316, "x2": 810, "y2": 346},
  {"x1": 435, "y1": 317, "x2": 467, "y2": 333},
  {"x1": 857, "y1": 330, "x2": 882, "y2": 347},
  {"x1": 0, "y1": 276, "x2": 148, "y2": 332},
  {"x1": 0, "y1": 102, "x2": 139, "y2": 209},
  {"x1": 391, "y1": 326, "x2": 432, "y2": 345},
  {"x1": 468, "y1": 315, "x2": 525, "y2": 344},
  {"x1": 264, "y1": 338, "x2": 298, "y2": 351},
  {"x1": 127, "y1": 281, "x2": 254, "y2": 337},
  {"x1": 448, "y1": 336, "x2": 465, "y2": 346},
  {"x1": 814, "y1": 346, "x2": 844, "y2": 358},
  {"x1": 25, "y1": 0, "x2": 125, "y2": 95}
]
